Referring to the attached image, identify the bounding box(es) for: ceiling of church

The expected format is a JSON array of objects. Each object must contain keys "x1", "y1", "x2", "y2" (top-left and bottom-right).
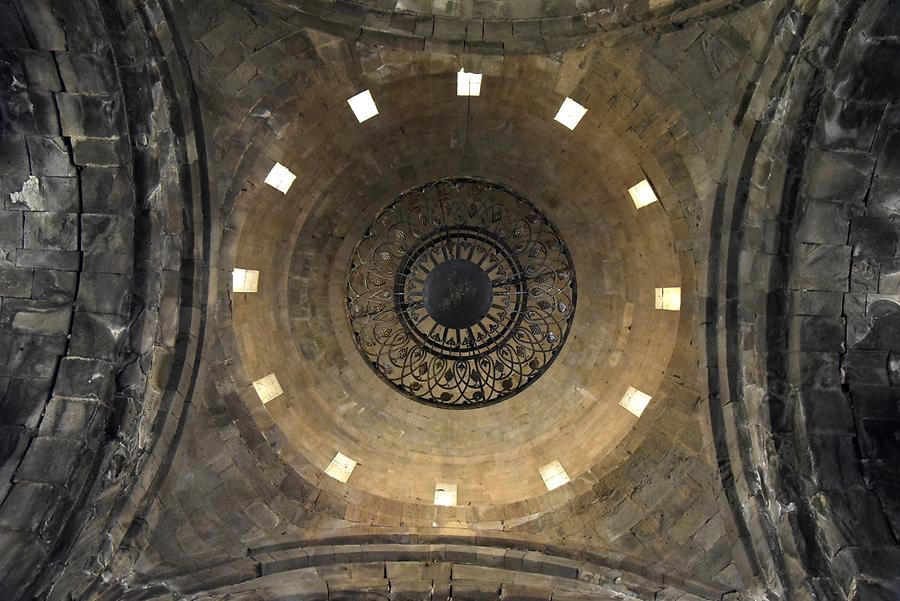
[{"x1": 0, "y1": 0, "x2": 898, "y2": 600}]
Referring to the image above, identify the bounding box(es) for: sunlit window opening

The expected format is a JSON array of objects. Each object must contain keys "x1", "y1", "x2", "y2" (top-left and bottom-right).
[
  {"x1": 540, "y1": 460, "x2": 570, "y2": 491},
  {"x1": 554, "y1": 97, "x2": 587, "y2": 130},
  {"x1": 619, "y1": 386, "x2": 652, "y2": 417},
  {"x1": 628, "y1": 179, "x2": 659, "y2": 209},
  {"x1": 434, "y1": 482, "x2": 458, "y2": 506},
  {"x1": 655, "y1": 287, "x2": 682, "y2": 311},
  {"x1": 457, "y1": 69, "x2": 482, "y2": 96},
  {"x1": 325, "y1": 452, "x2": 358, "y2": 483},
  {"x1": 232, "y1": 268, "x2": 259, "y2": 293},
  {"x1": 253, "y1": 373, "x2": 283, "y2": 404},
  {"x1": 347, "y1": 89, "x2": 379, "y2": 122},
  {"x1": 264, "y1": 162, "x2": 296, "y2": 194}
]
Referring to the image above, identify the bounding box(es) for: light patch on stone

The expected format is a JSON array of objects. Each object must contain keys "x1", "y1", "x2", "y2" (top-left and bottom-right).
[
  {"x1": 9, "y1": 176, "x2": 43, "y2": 210},
  {"x1": 539, "y1": 460, "x2": 570, "y2": 491},
  {"x1": 253, "y1": 373, "x2": 283, "y2": 404},
  {"x1": 12, "y1": 306, "x2": 70, "y2": 335},
  {"x1": 434, "y1": 482, "x2": 457, "y2": 506},
  {"x1": 264, "y1": 162, "x2": 296, "y2": 194},
  {"x1": 325, "y1": 451, "x2": 357, "y2": 483},
  {"x1": 347, "y1": 89, "x2": 379, "y2": 123},
  {"x1": 628, "y1": 179, "x2": 659, "y2": 209},
  {"x1": 232, "y1": 268, "x2": 259, "y2": 293},
  {"x1": 554, "y1": 97, "x2": 587, "y2": 130},
  {"x1": 457, "y1": 69, "x2": 482, "y2": 96},
  {"x1": 619, "y1": 386, "x2": 652, "y2": 417},
  {"x1": 654, "y1": 287, "x2": 681, "y2": 311}
]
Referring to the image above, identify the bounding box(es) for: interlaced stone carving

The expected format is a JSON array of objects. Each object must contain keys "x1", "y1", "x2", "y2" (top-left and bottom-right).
[{"x1": 347, "y1": 178, "x2": 576, "y2": 408}]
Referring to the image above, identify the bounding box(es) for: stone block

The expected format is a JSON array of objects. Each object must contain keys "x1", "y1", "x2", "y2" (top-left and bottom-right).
[
  {"x1": 450, "y1": 579, "x2": 500, "y2": 601},
  {"x1": 20, "y1": 50, "x2": 62, "y2": 91},
  {"x1": 0, "y1": 209, "x2": 21, "y2": 247},
  {"x1": 72, "y1": 137, "x2": 121, "y2": 167},
  {"x1": 38, "y1": 397, "x2": 99, "y2": 439},
  {"x1": 4, "y1": 175, "x2": 79, "y2": 212},
  {"x1": 68, "y1": 312, "x2": 126, "y2": 361},
  {"x1": 877, "y1": 131, "x2": 900, "y2": 178},
  {"x1": 330, "y1": 0, "x2": 366, "y2": 27},
  {"x1": 0, "y1": 298, "x2": 71, "y2": 335},
  {"x1": 82, "y1": 251, "x2": 132, "y2": 274},
  {"x1": 0, "y1": 481, "x2": 58, "y2": 531},
  {"x1": 807, "y1": 435, "x2": 865, "y2": 490},
  {"x1": 55, "y1": 93, "x2": 123, "y2": 138},
  {"x1": 483, "y1": 21, "x2": 513, "y2": 42},
  {"x1": 81, "y1": 167, "x2": 133, "y2": 214},
  {"x1": 0, "y1": 90, "x2": 59, "y2": 135},
  {"x1": 2, "y1": 333, "x2": 65, "y2": 378},
  {"x1": 867, "y1": 176, "x2": 900, "y2": 220},
  {"x1": 31, "y1": 269, "x2": 76, "y2": 301},
  {"x1": 852, "y1": 384, "x2": 900, "y2": 419},
  {"x1": 844, "y1": 351, "x2": 891, "y2": 386},
  {"x1": 791, "y1": 290, "x2": 843, "y2": 316},
  {"x1": 796, "y1": 200, "x2": 850, "y2": 245},
  {"x1": 53, "y1": 357, "x2": 114, "y2": 401},
  {"x1": 81, "y1": 214, "x2": 134, "y2": 253},
  {"x1": 76, "y1": 272, "x2": 130, "y2": 315},
  {"x1": 56, "y1": 53, "x2": 116, "y2": 94},
  {"x1": 792, "y1": 316, "x2": 844, "y2": 351},
  {"x1": 433, "y1": 16, "x2": 467, "y2": 41},
  {"x1": 24, "y1": 211, "x2": 78, "y2": 250},
  {"x1": 859, "y1": 418, "x2": 900, "y2": 460},
  {"x1": 0, "y1": 135, "x2": 28, "y2": 175},
  {"x1": 0, "y1": 530, "x2": 47, "y2": 598},
  {"x1": 798, "y1": 389, "x2": 855, "y2": 433},
  {"x1": 850, "y1": 217, "x2": 899, "y2": 258},
  {"x1": 16, "y1": 436, "x2": 82, "y2": 483},
  {"x1": 792, "y1": 244, "x2": 851, "y2": 291},
  {"x1": 803, "y1": 149, "x2": 872, "y2": 202},
  {"x1": 0, "y1": 8, "x2": 30, "y2": 49},
  {"x1": 0, "y1": 378, "x2": 52, "y2": 428},
  {"x1": 815, "y1": 96, "x2": 883, "y2": 151},
  {"x1": 15, "y1": 249, "x2": 80, "y2": 270},
  {"x1": 834, "y1": 44, "x2": 900, "y2": 102},
  {"x1": 0, "y1": 266, "x2": 31, "y2": 297},
  {"x1": 26, "y1": 136, "x2": 75, "y2": 176},
  {"x1": 16, "y1": 1, "x2": 67, "y2": 51}
]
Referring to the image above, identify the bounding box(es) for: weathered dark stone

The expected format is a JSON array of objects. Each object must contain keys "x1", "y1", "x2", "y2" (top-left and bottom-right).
[
  {"x1": 38, "y1": 397, "x2": 99, "y2": 439},
  {"x1": 850, "y1": 217, "x2": 899, "y2": 258},
  {"x1": 52, "y1": 357, "x2": 114, "y2": 401},
  {"x1": 0, "y1": 377, "x2": 52, "y2": 428},
  {"x1": 80, "y1": 167, "x2": 134, "y2": 215},
  {"x1": 0, "y1": 482, "x2": 59, "y2": 531},
  {"x1": 4, "y1": 175, "x2": 79, "y2": 212},
  {"x1": 68, "y1": 312, "x2": 126, "y2": 361},
  {"x1": 0, "y1": 266, "x2": 32, "y2": 297},
  {"x1": 15, "y1": 436, "x2": 82, "y2": 483},
  {"x1": 1, "y1": 333, "x2": 65, "y2": 378},
  {"x1": 15, "y1": 248, "x2": 80, "y2": 270},
  {"x1": 72, "y1": 137, "x2": 121, "y2": 167},
  {"x1": 31, "y1": 269, "x2": 77, "y2": 301},
  {"x1": 26, "y1": 136, "x2": 75, "y2": 176},
  {"x1": 0, "y1": 298, "x2": 70, "y2": 335},
  {"x1": 0, "y1": 135, "x2": 27, "y2": 175},
  {"x1": 55, "y1": 93, "x2": 123, "y2": 138},
  {"x1": 81, "y1": 214, "x2": 134, "y2": 254},
  {"x1": 23, "y1": 211, "x2": 78, "y2": 250},
  {"x1": 76, "y1": 272, "x2": 130, "y2": 315}
]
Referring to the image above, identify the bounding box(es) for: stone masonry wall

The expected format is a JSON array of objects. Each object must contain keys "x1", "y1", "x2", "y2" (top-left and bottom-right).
[{"x1": 0, "y1": 1, "x2": 137, "y2": 596}]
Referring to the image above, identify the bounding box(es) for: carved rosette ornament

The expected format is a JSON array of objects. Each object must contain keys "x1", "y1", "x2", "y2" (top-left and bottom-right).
[{"x1": 347, "y1": 178, "x2": 576, "y2": 408}]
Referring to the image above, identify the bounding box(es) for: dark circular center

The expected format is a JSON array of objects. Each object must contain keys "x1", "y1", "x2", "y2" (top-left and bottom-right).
[{"x1": 423, "y1": 259, "x2": 493, "y2": 329}]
